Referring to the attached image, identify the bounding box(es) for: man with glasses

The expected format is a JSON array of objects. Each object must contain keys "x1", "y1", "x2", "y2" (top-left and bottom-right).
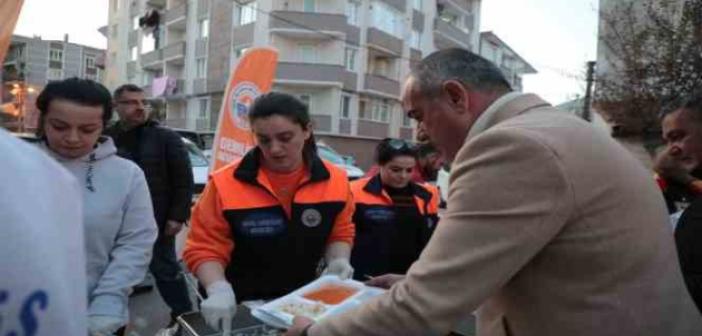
[{"x1": 105, "y1": 84, "x2": 194, "y2": 331}]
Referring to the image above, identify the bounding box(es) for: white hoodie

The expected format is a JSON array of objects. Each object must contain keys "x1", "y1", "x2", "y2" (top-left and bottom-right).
[
  {"x1": 0, "y1": 129, "x2": 87, "y2": 335},
  {"x1": 42, "y1": 136, "x2": 158, "y2": 326}
]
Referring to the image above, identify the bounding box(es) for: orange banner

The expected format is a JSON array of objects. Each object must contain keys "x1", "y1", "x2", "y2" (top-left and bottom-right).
[
  {"x1": 0, "y1": 0, "x2": 24, "y2": 64},
  {"x1": 210, "y1": 48, "x2": 279, "y2": 172}
]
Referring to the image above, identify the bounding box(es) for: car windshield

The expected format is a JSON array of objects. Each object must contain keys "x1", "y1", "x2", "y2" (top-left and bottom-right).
[
  {"x1": 183, "y1": 140, "x2": 209, "y2": 167},
  {"x1": 317, "y1": 145, "x2": 346, "y2": 165},
  {"x1": 201, "y1": 134, "x2": 215, "y2": 150}
]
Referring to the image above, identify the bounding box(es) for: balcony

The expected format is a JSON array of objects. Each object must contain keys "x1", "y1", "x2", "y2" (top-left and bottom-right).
[
  {"x1": 196, "y1": 118, "x2": 211, "y2": 131},
  {"x1": 163, "y1": 41, "x2": 186, "y2": 64},
  {"x1": 146, "y1": 0, "x2": 166, "y2": 9},
  {"x1": 366, "y1": 28, "x2": 403, "y2": 55},
  {"x1": 501, "y1": 66, "x2": 514, "y2": 81},
  {"x1": 164, "y1": 3, "x2": 186, "y2": 30},
  {"x1": 381, "y1": 0, "x2": 406, "y2": 12},
  {"x1": 358, "y1": 120, "x2": 389, "y2": 139},
  {"x1": 269, "y1": 11, "x2": 350, "y2": 39},
  {"x1": 434, "y1": 18, "x2": 471, "y2": 49},
  {"x1": 141, "y1": 49, "x2": 163, "y2": 69},
  {"x1": 275, "y1": 62, "x2": 357, "y2": 90},
  {"x1": 364, "y1": 74, "x2": 400, "y2": 97}
]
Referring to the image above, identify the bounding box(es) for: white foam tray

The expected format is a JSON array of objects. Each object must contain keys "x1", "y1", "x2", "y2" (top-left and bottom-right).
[{"x1": 252, "y1": 275, "x2": 385, "y2": 329}]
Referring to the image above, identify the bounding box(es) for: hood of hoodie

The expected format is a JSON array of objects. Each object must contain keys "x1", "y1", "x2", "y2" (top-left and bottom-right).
[{"x1": 42, "y1": 136, "x2": 117, "y2": 163}]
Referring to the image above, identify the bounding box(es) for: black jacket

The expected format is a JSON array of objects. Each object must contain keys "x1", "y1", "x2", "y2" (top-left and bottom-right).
[
  {"x1": 105, "y1": 121, "x2": 193, "y2": 229},
  {"x1": 676, "y1": 197, "x2": 702, "y2": 314}
]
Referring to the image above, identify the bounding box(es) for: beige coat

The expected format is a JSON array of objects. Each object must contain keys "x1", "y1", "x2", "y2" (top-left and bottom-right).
[{"x1": 310, "y1": 94, "x2": 702, "y2": 336}]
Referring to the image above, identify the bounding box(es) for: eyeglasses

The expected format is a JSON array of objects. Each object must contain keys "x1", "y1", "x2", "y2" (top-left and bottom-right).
[
  {"x1": 116, "y1": 99, "x2": 152, "y2": 109},
  {"x1": 384, "y1": 138, "x2": 415, "y2": 151}
]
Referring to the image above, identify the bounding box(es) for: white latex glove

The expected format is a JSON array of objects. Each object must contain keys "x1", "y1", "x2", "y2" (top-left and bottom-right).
[
  {"x1": 322, "y1": 258, "x2": 354, "y2": 280},
  {"x1": 88, "y1": 315, "x2": 123, "y2": 336},
  {"x1": 201, "y1": 280, "x2": 237, "y2": 334}
]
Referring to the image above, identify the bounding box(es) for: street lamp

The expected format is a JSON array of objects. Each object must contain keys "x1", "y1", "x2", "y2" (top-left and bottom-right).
[{"x1": 10, "y1": 82, "x2": 35, "y2": 133}]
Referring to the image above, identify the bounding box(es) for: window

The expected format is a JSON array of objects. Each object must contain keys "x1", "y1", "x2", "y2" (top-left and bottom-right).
[
  {"x1": 303, "y1": 0, "x2": 315, "y2": 12},
  {"x1": 346, "y1": 1, "x2": 360, "y2": 25},
  {"x1": 411, "y1": 30, "x2": 421, "y2": 49},
  {"x1": 196, "y1": 58, "x2": 207, "y2": 78},
  {"x1": 49, "y1": 49, "x2": 63, "y2": 62},
  {"x1": 359, "y1": 98, "x2": 390, "y2": 123},
  {"x1": 359, "y1": 100, "x2": 368, "y2": 119},
  {"x1": 198, "y1": 18, "x2": 209, "y2": 39},
  {"x1": 341, "y1": 95, "x2": 351, "y2": 119},
  {"x1": 413, "y1": 0, "x2": 422, "y2": 11},
  {"x1": 402, "y1": 112, "x2": 411, "y2": 127},
  {"x1": 141, "y1": 33, "x2": 156, "y2": 53},
  {"x1": 299, "y1": 44, "x2": 317, "y2": 63},
  {"x1": 344, "y1": 47, "x2": 356, "y2": 71},
  {"x1": 299, "y1": 94, "x2": 311, "y2": 107},
  {"x1": 47, "y1": 68, "x2": 63, "y2": 80},
  {"x1": 85, "y1": 56, "x2": 95, "y2": 69},
  {"x1": 373, "y1": 100, "x2": 390, "y2": 122},
  {"x1": 198, "y1": 98, "x2": 209, "y2": 119},
  {"x1": 132, "y1": 16, "x2": 139, "y2": 30},
  {"x1": 346, "y1": 0, "x2": 361, "y2": 26},
  {"x1": 439, "y1": 10, "x2": 467, "y2": 33},
  {"x1": 234, "y1": 46, "x2": 249, "y2": 58},
  {"x1": 372, "y1": 57, "x2": 390, "y2": 77},
  {"x1": 371, "y1": 1, "x2": 403, "y2": 38},
  {"x1": 238, "y1": 1, "x2": 257, "y2": 26},
  {"x1": 130, "y1": 46, "x2": 137, "y2": 61}
]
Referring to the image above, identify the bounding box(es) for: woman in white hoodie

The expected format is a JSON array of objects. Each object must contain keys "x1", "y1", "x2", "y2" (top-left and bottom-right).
[{"x1": 36, "y1": 78, "x2": 158, "y2": 336}]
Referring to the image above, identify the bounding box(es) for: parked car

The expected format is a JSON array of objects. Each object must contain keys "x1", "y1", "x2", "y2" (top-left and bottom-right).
[
  {"x1": 316, "y1": 142, "x2": 364, "y2": 180},
  {"x1": 172, "y1": 128, "x2": 215, "y2": 159},
  {"x1": 12, "y1": 132, "x2": 40, "y2": 143},
  {"x1": 181, "y1": 137, "x2": 209, "y2": 196}
]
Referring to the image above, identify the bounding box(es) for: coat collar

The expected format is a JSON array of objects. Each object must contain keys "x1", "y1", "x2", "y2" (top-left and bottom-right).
[
  {"x1": 363, "y1": 174, "x2": 433, "y2": 203},
  {"x1": 466, "y1": 93, "x2": 552, "y2": 142},
  {"x1": 233, "y1": 147, "x2": 330, "y2": 185}
]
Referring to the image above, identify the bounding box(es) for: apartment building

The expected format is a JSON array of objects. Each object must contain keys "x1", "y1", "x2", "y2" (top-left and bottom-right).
[
  {"x1": 1, "y1": 34, "x2": 105, "y2": 130},
  {"x1": 106, "y1": 0, "x2": 481, "y2": 168},
  {"x1": 479, "y1": 31, "x2": 535, "y2": 92}
]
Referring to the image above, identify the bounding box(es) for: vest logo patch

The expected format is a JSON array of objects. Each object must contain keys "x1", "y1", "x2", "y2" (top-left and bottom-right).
[
  {"x1": 301, "y1": 209, "x2": 322, "y2": 228},
  {"x1": 240, "y1": 212, "x2": 285, "y2": 237}
]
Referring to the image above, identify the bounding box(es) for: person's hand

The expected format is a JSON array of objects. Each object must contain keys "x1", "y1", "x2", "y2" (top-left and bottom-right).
[
  {"x1": 164, "y1": 220, "x2": 184, "y2": 236},
  {"x1": 283, "y1": 316, "x2": 315, "y2": 336},
  {"x1": 322, "y1": 258, "x2": 354, "y2": 280},
  {"x1": 201, "y1": 280, "x2": 237, "y2": 334},
  {"x1": 365, "y1": 274, "x2": 405, "y2": 289},
  {"x1": 654, "y1": 148, "x2": 697, "y2": 185},
  {"x1": 88, "y1": 315, "x2": 123, "y2": 336}
]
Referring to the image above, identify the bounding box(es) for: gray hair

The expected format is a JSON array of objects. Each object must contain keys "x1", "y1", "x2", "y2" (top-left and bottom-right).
[{"x1": 411, "y1": 48, "x2": 512, "y2": 96}]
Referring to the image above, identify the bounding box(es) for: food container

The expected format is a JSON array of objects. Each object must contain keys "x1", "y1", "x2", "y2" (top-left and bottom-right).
[{"x1": 252, "y1": 275, "x2": 385, "y2": 329}]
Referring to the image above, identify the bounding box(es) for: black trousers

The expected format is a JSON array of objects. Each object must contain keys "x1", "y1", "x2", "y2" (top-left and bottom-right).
[{"x1": 150, "y1": 234, "x2": 193, "y2": 318}]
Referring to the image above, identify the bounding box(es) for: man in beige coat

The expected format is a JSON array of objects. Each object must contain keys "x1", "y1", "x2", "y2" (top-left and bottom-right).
[{"x1": 284, "y1": 49, "x2": 702, "y2": 336}]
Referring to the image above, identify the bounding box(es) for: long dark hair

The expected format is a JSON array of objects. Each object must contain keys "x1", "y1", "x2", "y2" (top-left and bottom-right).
[{"x1": 248, "y1": 92, "x2": 318, "y2": 158}]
